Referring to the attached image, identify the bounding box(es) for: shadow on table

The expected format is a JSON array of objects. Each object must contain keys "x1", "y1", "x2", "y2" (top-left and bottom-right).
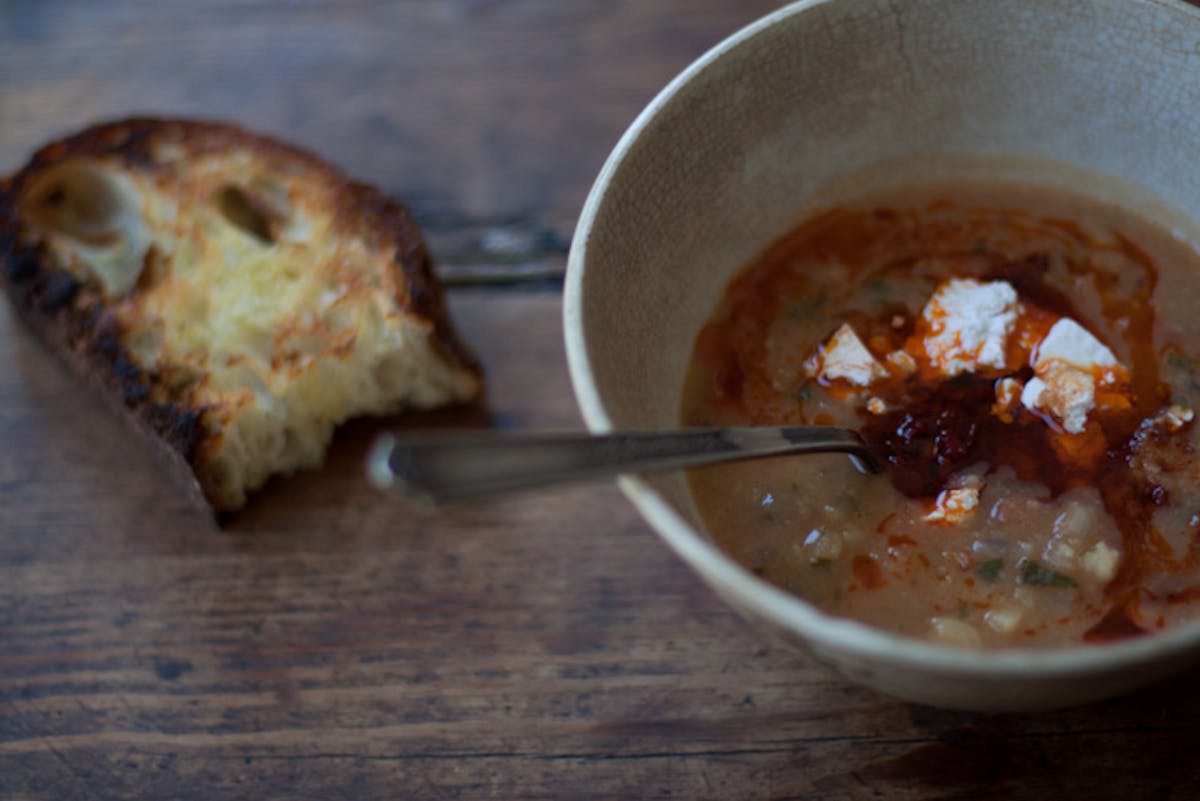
[
  {"x1": 814, "y1": 668, "x2": 1200, "y2": 799},
  {"x1": 222, "y1": 399, "x2": 501, "y2": 535}
]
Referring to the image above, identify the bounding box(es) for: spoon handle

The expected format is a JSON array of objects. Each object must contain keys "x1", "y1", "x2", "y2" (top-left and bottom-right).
[{"x1": 367, "y1": 427, "x2": 880, "y2": 505}]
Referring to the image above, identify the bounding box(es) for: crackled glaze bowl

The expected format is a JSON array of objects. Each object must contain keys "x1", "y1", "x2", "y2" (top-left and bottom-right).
[{"x1": 564, "y1": 0, "x2": 1200, "y2": 710}]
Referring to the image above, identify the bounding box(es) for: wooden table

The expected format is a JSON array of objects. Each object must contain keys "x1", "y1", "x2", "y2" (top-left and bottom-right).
[{"x1": 3, "y1": 2, "x2": 1200, "y2": 798}]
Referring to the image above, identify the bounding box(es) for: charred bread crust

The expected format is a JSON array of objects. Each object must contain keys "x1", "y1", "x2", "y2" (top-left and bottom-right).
[
  {"x1": 0, "y1": 117, "x2": 483, "y2": 512},
  {"x1": 0, "y1": 223, "x2": 213, "y2": 509}
]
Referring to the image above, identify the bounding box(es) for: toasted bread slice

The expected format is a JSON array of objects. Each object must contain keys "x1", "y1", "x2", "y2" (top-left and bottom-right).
[{"x1": 0, "y1": 118, "x2": 483, "y2": 512}]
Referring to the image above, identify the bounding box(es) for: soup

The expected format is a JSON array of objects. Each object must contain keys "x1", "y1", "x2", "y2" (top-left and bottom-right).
[{"x1": 681, "y1": 183, "x2": 1200, "y2": 648}]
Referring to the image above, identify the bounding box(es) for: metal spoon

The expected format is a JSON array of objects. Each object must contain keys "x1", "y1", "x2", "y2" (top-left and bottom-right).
[{"x1": 367, "y1": 427, "x2": 881, "y2": 505}]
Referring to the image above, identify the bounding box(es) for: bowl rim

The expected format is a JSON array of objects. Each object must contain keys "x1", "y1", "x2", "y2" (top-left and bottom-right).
[{"x1": 564, "y1": 0, "x2": 1200, "y2": 675}]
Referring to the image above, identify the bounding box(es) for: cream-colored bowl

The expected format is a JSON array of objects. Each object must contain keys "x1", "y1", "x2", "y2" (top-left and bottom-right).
[{"x1": 565, "y1": 0, "x2": 1200, "y2": 710}]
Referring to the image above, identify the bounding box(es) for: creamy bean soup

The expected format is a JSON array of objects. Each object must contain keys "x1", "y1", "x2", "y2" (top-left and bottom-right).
[{"x1": 682, "y1": 183, "x2": 1200, "y2": 648}]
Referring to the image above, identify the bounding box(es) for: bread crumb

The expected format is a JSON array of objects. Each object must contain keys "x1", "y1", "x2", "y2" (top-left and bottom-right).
[
  {"x1": 984, "y1": 605, "x2": 1023, "y2": 634},
  {"x1": 1151, "y1": 404, "x2": 1195, "y2": 432},
  {"x1": 802, "y1": 529, "x2": 844, "y2": 562},
  {"x1": 930, "y1": 617, "x2": 983, "y2": 647},
  {"x1": 1081, "y1": 542, "x2": 1120, "y2": 582},
  {"x1": 992, "y1": 377, "x2": 1023, "y2": 422},
  {"x1": 886, "y1": 350, "x2": 917, "y2": 376}
]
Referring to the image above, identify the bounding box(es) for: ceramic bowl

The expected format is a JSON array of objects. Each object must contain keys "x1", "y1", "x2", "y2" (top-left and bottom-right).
[{"x1": 564, "y1": 0, "x2": 1200, "y2": 710}]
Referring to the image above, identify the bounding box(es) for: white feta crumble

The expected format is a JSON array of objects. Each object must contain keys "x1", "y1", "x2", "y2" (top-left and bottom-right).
[
  {"x1": 816, "y1": 324, "x2": 887, "y2": 386},
  {"x1": 923, "y1": 486, "x2": 981, "y2": 526},
  {"x1": 921, "y1": 278, "x2": 1018, "y2": 376},
  {"x1": 1032, "y1": 318, "x2": 1119, "y2": 373},
  {"x1": 1021, "y1": 366, "x2": 1096, "y2": 434},
  {"x1": 1021, "y1": 318, "x2": 1125, "y2": 434},
  {"x1": 866, "y1": 397, "x2": 888, "y2": 415}
]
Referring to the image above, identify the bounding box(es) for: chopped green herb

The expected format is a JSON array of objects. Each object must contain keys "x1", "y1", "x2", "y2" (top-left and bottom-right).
[
  {"x1": 1165, "y1": 351, "x2": 1200, "y2": 392},
  {"x1": 810, "y1": 558, "x2": 833, "y2": 570},
  {"x1": 971, "y1": 239, "x2": 988, "y2": 255},
  {"x1": 786, "y1": 295, "x2": 827, "y2": 320},
  {"x1": 976, "y1": 558, "x2": 1004, "y2": 582},
  {"x1": 1166, "y1": 351, "x2": 1190, "y2": 373},
  {"x1": 1019, "y1": 560, "x2": 1078, "y2": 588}
]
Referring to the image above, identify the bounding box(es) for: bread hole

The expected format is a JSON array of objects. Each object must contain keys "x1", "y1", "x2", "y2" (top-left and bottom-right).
[
  {"x1": 20, "y1": 162, "x2": 130, "y2": 247},
  {"x1": 19, "y1": 160, "x2": 152, "y2": 296},
  {"x1": 215, "y1": 185, "x2": 276, "y2": 245}
]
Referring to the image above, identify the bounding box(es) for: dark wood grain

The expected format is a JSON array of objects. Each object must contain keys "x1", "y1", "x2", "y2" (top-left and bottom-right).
[
  {"x1": 6, "y1": 290, "x2": 1200, "y2": 800},
  {"x1": 0, "y1": 0, "x2": 788, "y2": 274},
  {"x1": 4, "y1": 2, "x2": 1200, "y2": 799}
]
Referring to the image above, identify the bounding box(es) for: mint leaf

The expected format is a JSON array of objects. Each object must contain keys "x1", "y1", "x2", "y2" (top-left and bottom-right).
[
  {"x1": 1019, "y1": 560, "x2": 1077, "y2": 588},
  {"x1": 976, "y1": 558, "x2": 1004, "y2": 582}
]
